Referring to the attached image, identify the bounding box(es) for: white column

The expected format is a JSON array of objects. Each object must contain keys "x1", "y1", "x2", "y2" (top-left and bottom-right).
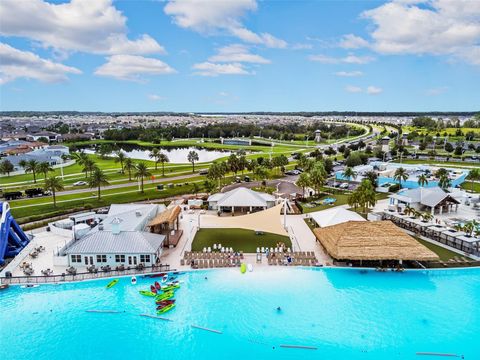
[{"x1": 431, "y1": 206, "x2": 434, "y2": 215}]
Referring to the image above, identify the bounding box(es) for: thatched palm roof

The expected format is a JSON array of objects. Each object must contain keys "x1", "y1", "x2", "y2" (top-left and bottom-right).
[
  {"x1": 313, "y1": 220, "x2": 439, "y2": 261},
  {"x1": 148, "y1": 205, "x2": 181, "y2": 227}
]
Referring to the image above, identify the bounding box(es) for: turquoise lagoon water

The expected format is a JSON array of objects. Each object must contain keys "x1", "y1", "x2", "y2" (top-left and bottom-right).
[{"x1": 0, "y1": 267, "x2": 479, "y2": 359}]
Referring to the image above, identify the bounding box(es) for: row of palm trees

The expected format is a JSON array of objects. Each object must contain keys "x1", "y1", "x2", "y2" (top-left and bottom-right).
[
  {"x1": 18, "y1": 159, "x2": 54, "y2": 183},
  {"x1": 454, "y1": 220, "x2": 480, "y2": 238},
  {"x1": 403, "y1": 205, "x2": 434, "y2": 222}
]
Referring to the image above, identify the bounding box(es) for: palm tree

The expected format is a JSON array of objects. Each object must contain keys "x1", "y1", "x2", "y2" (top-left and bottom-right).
[
  {"x1": 308, "y1": 162, "x2": 327, "y2": 196},
  {"x1": 393, "y1": 167, "x2": 408, "y2": 188},
  {"x1": 158, "y1": 153, "x2": 169, "y2": 176},
  {"x1": 72, "y1": 151, "x2": 88, "y2": 167},
  {"x1": 18, "y1": 159, "x2": 27, "y2": 172},
  {"x1": 192, "y1": 183, "x2": 200, "y2": 196},
  {"x1": 82, "y1": 158, "x2": 96, "y2": 178},
  {"x1": 404, "y1": 204, "x2": 414, "y2": 216},
  {"x1": 203, "y1": 180, "x2": 216, "y2": 195},
  {"x1": 253, "y1": 165, "x2": 268, "y2": 184},
  {"x1": 89, "y1": 167, "x2": 110, "y2": 200},
  {"x1": 149, "y1": 148, "x2": 161, "y2": 170},
  {"x1": 114, "y1": 151, "x2": 126, "y2": 174},
  {"x1": 364, "y1": 170, "x2": 378, "y2": 188},
  {"x1": 24, "y1": 159, "x2": 40, "y2": 183},
  {"x1": 467, "y1": 168, "x2": 480, "y2": 193},
  {"x1": 207, "y1": 162, "x2": 224, "y2": 188},
  {"x1": 38, "y1": 161, "x2": 53, "y2": 181},
  {"x1": 417, "y1": 174, "x2": 429, "y2": 187},
  {"x1": 438, "y1": 174, "x2": 451, "y2": 190},
  {"x1": 421, "y1": 212, "x2": 433, "y2": 223},
  {"x1": 0, "y1": 159, "x2": 14, "y2": 176},
  {"x1": 435, "y1": 168, "x2": 448, "y2": 178},
  {"x1": 123, "y1": 157, "x2": 135, "y2": 181},
  {"x1": 296, "y1": 172, "x2": 310, "y2": 198},
  {"x1": 44, "y1": 176, "x2": 64, "y2": 207},
  {"x1": 187, "y1": 150, "x2": 199, "y2": 173},
  {"x1": 342, "y1": 167, "x2": 357, "y2": 181},
  {"x1": 134, "y1": 162, "x2": 151, "y2": 193}
]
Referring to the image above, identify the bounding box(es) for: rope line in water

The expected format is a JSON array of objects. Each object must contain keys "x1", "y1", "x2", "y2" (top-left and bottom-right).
[{"x1": 191, "y1": 325, "x2": 222, "y2": 334}]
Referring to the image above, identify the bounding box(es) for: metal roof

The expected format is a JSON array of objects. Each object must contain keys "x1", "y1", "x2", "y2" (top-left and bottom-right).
[
  {"x1": 65, "y1": 231, "x2": 165, "y2": 255},
  {"x1": 208, "y1": 187, "x2": 275, "y2": 208}
]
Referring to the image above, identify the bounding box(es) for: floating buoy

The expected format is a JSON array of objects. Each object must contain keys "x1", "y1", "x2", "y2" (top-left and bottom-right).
[
  {"x1": 240, "y1": 263, "x2": 247, "y2": 274},
  {"x1": 247, "y1": 263, "x2": 253, "y2": 272},
  {"x1": 131, "y1": 276, "x2": 137, "y2": 285}
]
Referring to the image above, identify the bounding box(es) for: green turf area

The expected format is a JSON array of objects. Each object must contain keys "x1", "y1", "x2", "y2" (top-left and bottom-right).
[
  {"x1": 401, "y1": 159, "x2": 479, "y2": 167},
  {"x1": 415, "y1": 238, "x2": 468, "y2": 262},
  {"x1": 299, "y1": 193, "x2": 351, "y2": 213},
  {"x1": 191, "y1": 228, "x2": 291, "y2": 253},
  {"x1": 461, "y1": 181, "x2": 480, "y2": 193}
]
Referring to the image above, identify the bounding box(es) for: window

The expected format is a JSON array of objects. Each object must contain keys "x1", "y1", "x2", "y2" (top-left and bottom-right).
[
  {"x1": 140, "y1": 255, "x2": 151, "y2": 263},
  {"x1": 71, "y1": 255, "x2": 81, "y2": 263},
  {"x1": 115, "y1": 255, "x2": 125, "y2": 263},
  {"x1": 96, "y1": 255, "x2": 107, "y2": 263}
]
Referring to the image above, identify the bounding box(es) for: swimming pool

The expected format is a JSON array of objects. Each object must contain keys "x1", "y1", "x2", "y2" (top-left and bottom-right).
[{"x1": 1, "y1": 267, "x2": 478, "y2": 359}]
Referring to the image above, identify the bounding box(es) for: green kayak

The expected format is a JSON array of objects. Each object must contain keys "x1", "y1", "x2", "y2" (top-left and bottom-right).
[
  {"x1": 155, "y1": 291, "x2": 174, "y2": 301},
  {"x1": 139, "y1": 290, "x2": 157, "y2": 297},
  {"x1": 157, "y1": 303, "x2": 175, "y2": 314},
  {"x1": 161, "y1": 284, "x2": 180, "y2": 292},
  {"x1": 106, "y1": 279, "x2": 119, "y2": 289}
]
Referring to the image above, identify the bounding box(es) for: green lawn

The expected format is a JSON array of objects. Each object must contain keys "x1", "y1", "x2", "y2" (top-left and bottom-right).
[
  {"x1": 192, "y1": 228, "x2": 291, "y2": 253},
  {"x1": 416, "y1": 238, "x2": 468, "y2": 261},
  {"x1": 299, "y1": 193, "x2": 351, "y2": 213},
  {"x1": 461, "y1": 181, "x2": 480, "y2": 194}
]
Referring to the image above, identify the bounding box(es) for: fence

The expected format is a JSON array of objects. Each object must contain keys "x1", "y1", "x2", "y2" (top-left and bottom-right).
[{"x1": 1, "y1": 264, "x2": 171, "y2": 285}]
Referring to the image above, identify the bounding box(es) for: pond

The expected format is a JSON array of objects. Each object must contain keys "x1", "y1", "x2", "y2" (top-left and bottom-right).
[{"x1": 83, "y1": 145, "x2": 234, "y2": 164}]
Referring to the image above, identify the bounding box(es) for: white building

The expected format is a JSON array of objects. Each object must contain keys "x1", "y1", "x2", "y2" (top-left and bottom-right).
[
  {"x1": 389, "y1": 187, "x2": 461, "y2": 215},
  {"x1": 309, "y1": 207, "x2": 366, "y2": 228},
  {"x1": 207, "y1": 187, "x2": 276, "y2": 214}
]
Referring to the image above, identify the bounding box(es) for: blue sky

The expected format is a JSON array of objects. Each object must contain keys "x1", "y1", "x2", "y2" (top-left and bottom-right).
[{"x1": 0, "y1": 0, "x2": 479, "y2": 112}]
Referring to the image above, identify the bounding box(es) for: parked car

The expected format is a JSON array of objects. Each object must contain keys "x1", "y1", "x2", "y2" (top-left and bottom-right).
[
  {"x1": 25, "y1": 188, "x2": 45, "y2": 198},
  {"x1": 73, "y1": 181, "x2": 88, "y2": 186},
  {"x1": 339, "y1": 183, "x2": 349, "y2": 189},
  {"x1": 3, "y1": 191, "x2": 23, "y2": 200}
]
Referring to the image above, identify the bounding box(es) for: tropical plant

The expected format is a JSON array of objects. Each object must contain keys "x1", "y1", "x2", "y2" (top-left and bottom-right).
[
  {"x1": 438, "y1": 174, "x2": 451, "y2": 190},
  {"x1": 435, "y1": 168, "x2": 448, "y2": 178},
  {"x1": 227, "y1": 153, "x2": 240, "y2": 174},
  {"x1": 187, "y1": 150, "x2": 199, "y2": 173},
  {"x1": 467, "y1": 168, "x2": 480, "y2": 193},
  {"x1": 364, "y1": 170, "x2": 378, "y2": 188},
  {"x1": 134, "y1": 162, "x2": 151, "y2": 193},
  {"x1": 253, "y1": 165, "x2": 268, "y2": 184},
  {"x1": 404, "y1": 204, "x2": 415, "y2": 216},
  {"x1": 149, "y1": 148, "x2": 161, "y2": 170},
  {"x1": 89, "y1": 167, "x2": 110, "y2": 200},
  {"x1": 203, "y1": 180, "x2": 216, "y2": 195},
  {"x1": 207, "y1": 162, "x2": 225, "y2": 188},
  {"x1": 192, "y1": 183, "x2": 200, "y2": 196},
  {"x1": 0, "y1": 159, "x2": 14, "y2": 176},
  {"x1": 158, "y1": 153, "x2": 169, "y2": 176},
  {"x1": 420, "y1": 212, "x2": 433, "y2": 223},
  {"x1": 18, "y1": 159, "x2": 27, "y2": 171},
  {"x1": 296, "y1": 172, "x2": 310, "y2": 198},
  {"x1": 417, "y1": 174, "x2": 429, "y2": 187},
  {"x1": 238, "y1": 155, "x2": 248, "y2": 174},
  {"x1": 82, "y1": 158, "x2": 96, "y2": 178},
  {"x1": 44, "y1": 176, "x2": 64, "y2": 207},
  {"x1": 114, "y1": 151, "x2": 126, "y2": 174},
  {"x1": 123, "y1": 157, "x2": 135, "y2": 181},
  {"x1": 38, "y1": 161, "x2": 53, "y2": 181},
  {"x1": 354, "y1": 179, "x2": 377, "y2": 213},
  {"x1": 393, "y1": 167, "x2": 408, "y2": 188},
  {"x1": 24, "y1": 159, "x2": 40, "y2": 183},
  {"x1": 342, "y1": 167, "x2": 357, "y2": 181},
  {"x1": 308, "y1": 162, "x2": 327, "y2": 195}
]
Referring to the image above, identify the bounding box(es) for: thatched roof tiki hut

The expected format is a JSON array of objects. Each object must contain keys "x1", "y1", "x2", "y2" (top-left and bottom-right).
[
  {"x1": 148, "y1": 206, "x2": 182, "y2": 247},
  {"x1": 313, "y1": 221, "x2": 438, "y2": 265}
]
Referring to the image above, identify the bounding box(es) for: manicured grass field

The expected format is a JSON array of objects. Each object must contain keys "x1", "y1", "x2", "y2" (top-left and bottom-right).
[
  {"x1": 416, "y1": 238, "x2": 469, "y2": 261},
  {"x1": 191, "y1": 228, "x2": 291, "y2": 253},
  {"x1": 461, "y1": 181, "x2": 480, "y2": 193}
]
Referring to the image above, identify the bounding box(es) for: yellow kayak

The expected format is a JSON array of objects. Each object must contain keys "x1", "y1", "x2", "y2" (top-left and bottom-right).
[
  {"x1": 240, "y1": 263, "x2": 247, "y2": 274},
  {"x1": 106, "y1": 279, "x2": 119, "y2": 289}
]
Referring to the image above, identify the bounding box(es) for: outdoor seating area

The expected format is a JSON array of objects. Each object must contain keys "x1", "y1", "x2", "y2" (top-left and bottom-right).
[
  {"x1": 266, "y1": 251, "x2": 319, "y2": 266},
  {"x1": 181, "y1": 251, "x2": 244, "y2": 268},
  {"x1": 20, "y1": 262, "x2": 34, "y2": 275},
  {"x1": 29, "y1": 246, "x2": 45, "y2": 259}
]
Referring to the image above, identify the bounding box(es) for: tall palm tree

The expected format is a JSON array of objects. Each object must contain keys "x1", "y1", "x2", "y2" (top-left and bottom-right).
[
  {"x1": 0, "y1": 160, "x2": 14, "y2": 176},
  {"x1": 158, "y1": 153, "x2": 169, "y2": 176},
  {"x1": 203, "y1": 180, "x2": 216, "y2": 195},
  {"x1": 38, "y1": 161, "x2": 54, "y2": 181},
  {"x1": 18, "y1": 159, "x2": 27, "y2": 172},
  {"x1": 417, "y1": 174, "x2": 429, "y2": 187},
  {"x1": 342, "y1": 166, "x2": 357, "y2": 181},
  {"x1": 44, "y1": 176, "x2": 64, "y2": 207},
  {"x1": 438, "y1": 174, "x2": 451, "y2": 190},
  {"x1": 72, "y1": 151, "x2": 88, "y2": 167},
  {"x1": 308, "y1": 162, "x2": 327, "y2": 196},
  {"x1": 82, "y1": 158, "x2": 96, "y2": 178},
  {"x1": 114, "y1": 151, "x2": 126, "y2": 174},
  {"x1": 467, "y1": 168, "x2": 480, "y2": 193},
  {"x1": 187, "y1": 150, "x2": 199, "y2": 173},
  {"x1": 393, "y1": 167, "x2": 408, "y2": 188},
  {"x1": 134, "y1": 162, "x2": 151, "y2": 193},
  {"x1": 123, "y1": 157, "x2": 135, "y2": 181},
  {"x1": 88, "y1": 167, "x2": 110, "y2": 200},
  {"x1": 296, "y1": 172, "x2": 310, "y2": 198},
  {"x1": 149, "y1": 148, "x2": 161, "y2": 170},
  {"x1": 207, "y1": 162, "x2": 224, "y2": 188},
  {"x1": 24, "y1": 159, "x2": 40, "y2": 183}
]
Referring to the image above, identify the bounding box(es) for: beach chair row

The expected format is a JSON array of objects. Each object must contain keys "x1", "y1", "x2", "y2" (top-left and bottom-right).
[
  {"x1": 182, "y1": 258, "x2": 242, "y2": 268},
  {"x1": 267, "y1": 251, "x2": 316, "y2": 260},
  {"x1": 268, "y1": 258, "x2": 318, "y2": 266},
  {"x1": 183, "y1": 251, "x2": 244, "y2": 260}
]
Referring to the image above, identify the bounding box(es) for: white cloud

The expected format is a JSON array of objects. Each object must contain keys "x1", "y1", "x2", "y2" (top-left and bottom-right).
[
  {"x1": 360, "y1": 0, "x2": 480, "y2": 65},
  {"x1": 426, "y1": 86, "x2": 448, "y2": 96},
  {"x1": 339, "y1": 34, "x2": 370, "y2": 49},
  {"x1": 309, "y1": 54, "x2": 375, "y2": 64},
  {"x1": 95, "y1": 55, "x2": 176, "y2": 82},
  {"x1": 192, "y1": 62, "x2": 251, "y2": 76},
  {"x1": 291, "y1": 43, "x2": 313, "y2": 50},
  {"x1": 366, "y1": 86, "x2": 383, "y2": 95},
  {"x1": 164, "y1": 0, "x2": 287, "y2": 48},
  {"x1": 208, "y1": 44, "x2": 270, "y2": 64},
  {"x1": 334, "y1": 71, "x2": 364, "y2": 77},
  {"x1": 0, "y1": 0, "x2": 165, "y2": 55},
  {"x1": 148, "y1": 94, "x2": 165, "y2": 101},
  {"x1": 0, "y1": 43, "x2": 81, "y2": 84},
  {"x1": 345, "y1": 85, "x2": 363, "y2": 93}
]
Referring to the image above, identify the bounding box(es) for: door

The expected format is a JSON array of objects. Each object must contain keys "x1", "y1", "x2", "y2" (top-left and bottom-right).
[
  {"x1": 128, "y1": 256, "x2": 132, "y2": 265},
  {"x1": 89, "y1": 256, "x2": 93, "y2": 265}
]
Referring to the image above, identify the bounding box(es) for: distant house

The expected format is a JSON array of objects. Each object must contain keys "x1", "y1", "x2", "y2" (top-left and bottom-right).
[
  {"x1": 64, "y1": 203, "x2": 167, "y2": 267},
  {"x1": 26, "y1": 131, "x2": 61, "y2": 142},
  {"x1": 3, "y1": 145, "x2": 70, "y2": 171},
  {"x1": 60, "y1": 133, "x2": 95, "y2": 142},
  {"x1": 207, "y1": 187, "x2": 276, "y2": 214},
  {"x1": 389, "y1": 187, "x2": 461, "y2": 215}
]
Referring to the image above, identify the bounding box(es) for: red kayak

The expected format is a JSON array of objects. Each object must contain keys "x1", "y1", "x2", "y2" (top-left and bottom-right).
[
  {"x1": 149, "y1": 273, "x2": 167, "y2": 278},
  {"x1": 155, "y1": 299, "x2": 175, "y2": 306},
  {"x1": 150, "y1": 285, "x2": 158, "y2": 294},
  {"x1": 154, "y1": 281, "x2": 161, "y2": 290},
  {"x1": 157, "y1": 301, "x2": 176, "y2": 311}
]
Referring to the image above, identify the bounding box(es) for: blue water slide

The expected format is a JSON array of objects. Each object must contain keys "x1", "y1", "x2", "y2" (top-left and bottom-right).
[{"x1": 0, "y1": 202, "x2": 30, "y2": 265}]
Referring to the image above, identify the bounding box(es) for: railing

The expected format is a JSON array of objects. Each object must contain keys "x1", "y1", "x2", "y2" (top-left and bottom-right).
[{"x1": 0, "y1": 264, "x2": 172, "y2": 285}]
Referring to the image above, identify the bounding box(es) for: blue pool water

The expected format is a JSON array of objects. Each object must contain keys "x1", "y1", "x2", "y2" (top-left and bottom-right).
[{"x1": 1, "y1": 267, "x2": 479, "y2": 359}]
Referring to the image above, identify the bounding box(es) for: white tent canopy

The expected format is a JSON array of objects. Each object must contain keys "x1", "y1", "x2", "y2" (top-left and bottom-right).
[{"x1": 310, "y1": 207, "x2": 365, "y2": 228}]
